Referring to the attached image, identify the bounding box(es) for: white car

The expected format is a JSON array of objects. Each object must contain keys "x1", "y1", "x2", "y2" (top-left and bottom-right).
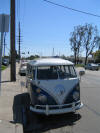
[{"x1": 19, "y1": 62, "x2": 27, "y2": 76}]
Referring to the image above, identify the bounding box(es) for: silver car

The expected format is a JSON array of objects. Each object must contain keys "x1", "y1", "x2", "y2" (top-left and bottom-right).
[
  {"x1": 85, "y1": 63, "x2": 99, "y2": 71},
  {"x1": 19, "y1": 62, "x2": 27, "y2": 75}
]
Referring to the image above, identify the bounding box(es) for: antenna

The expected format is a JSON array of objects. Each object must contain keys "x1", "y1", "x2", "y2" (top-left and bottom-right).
[{"x1": 52, "y1": 48, "x2": 55, "y2": 56}]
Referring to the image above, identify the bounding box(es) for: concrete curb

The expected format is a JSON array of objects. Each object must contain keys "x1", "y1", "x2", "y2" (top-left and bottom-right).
[
  {"x1": 15, "y1": 123, "x2": 23, "y2": 133},
  {"x1": 0, "y1": 120, "x2": 23, "y2": 133}
]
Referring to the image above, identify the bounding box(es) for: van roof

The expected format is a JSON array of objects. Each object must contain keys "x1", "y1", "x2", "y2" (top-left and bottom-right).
[{"x1": 28, "y1": 58, "x2": 73, "y2": 66}]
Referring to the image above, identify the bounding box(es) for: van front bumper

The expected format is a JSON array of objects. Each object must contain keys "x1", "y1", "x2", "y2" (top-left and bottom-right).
[{"x1": 30, "y1": 100, "x2": 83, "y2": 115}]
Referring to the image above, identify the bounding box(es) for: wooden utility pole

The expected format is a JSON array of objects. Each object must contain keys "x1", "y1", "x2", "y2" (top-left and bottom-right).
[
  {"x1": 3, "y1": 33, "x2": 6, "y2": 57},
  {"x1": 10, "y1": 0, "x2": 16, "y2": 81}
]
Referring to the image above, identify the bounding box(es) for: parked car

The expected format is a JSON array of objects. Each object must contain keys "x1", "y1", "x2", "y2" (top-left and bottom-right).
[
  {"x1": 19, "y1": 62, "x2": 27, "y2": 76},
  {"x1": 2, "y1": 59, "x2": 9, "y2": 66},
  {"x1": 85, "y1": 63, "x2": 99, "y2": 70},
  {"x1": 97, "y1": 63, "x2": 100, "y2": 67}
]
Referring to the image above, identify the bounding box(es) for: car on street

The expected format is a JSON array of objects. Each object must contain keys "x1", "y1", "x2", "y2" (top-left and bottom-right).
[
  {"x1": 97, "y1": 63, "x2": 100, "y2": 68},
  {"x1": 85, "y1": 63, "x2": 99, "y2": 70},
  {"x1": 26, "y1": 58, "x2": 83, "y2": 115},
  {"x1": 19, "y1": 61, "x2": 28, "y2": 76},
  {"x1": 2, "y1": 59, "x2": 9, "y2": 66}
]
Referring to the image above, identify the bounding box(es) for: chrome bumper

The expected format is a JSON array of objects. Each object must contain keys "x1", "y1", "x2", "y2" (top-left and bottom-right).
[{"x1": 30, "y1": 100, "x2": 83, "y2": 115}]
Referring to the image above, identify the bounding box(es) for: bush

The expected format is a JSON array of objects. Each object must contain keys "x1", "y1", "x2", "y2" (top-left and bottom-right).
[
  {"x1": 75, "y1": 64, "x2": 84, "y2": 67},
  {"x1": 1, "y1": 65, "x2": 7, "y2": 71}
]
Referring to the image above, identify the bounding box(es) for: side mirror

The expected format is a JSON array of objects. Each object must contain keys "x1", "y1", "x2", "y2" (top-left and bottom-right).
[
  {"x1": 79, "y1": 70, "x2": 85, "y2": 76},
  {"x1": 29, "y1": 78, "x2": 32, "y2": 82},
  {"x1": 79, "y1": 70, "x2": 85, "y2": 81}
]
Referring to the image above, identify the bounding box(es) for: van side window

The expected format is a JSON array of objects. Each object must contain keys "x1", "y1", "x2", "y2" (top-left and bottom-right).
[
  {"x1": 32, "y1": 69, "x2": 35, "y2": 80},
  {"x1": 69, "y1": 66, "x2": 77, "y2": 77},
  {"x1": 27, "y1": 65, "x2": 32, "y2": 78}
]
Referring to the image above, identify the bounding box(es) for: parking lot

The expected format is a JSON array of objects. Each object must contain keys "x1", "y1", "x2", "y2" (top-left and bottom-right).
[{"x1": 1, "y1": 65, "x2": 100, "y2": 133}]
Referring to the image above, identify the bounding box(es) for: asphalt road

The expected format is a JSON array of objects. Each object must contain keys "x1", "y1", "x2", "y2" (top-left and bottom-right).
[{"x1": 23, "y1": 68, "x2": 100, "y2": 133}]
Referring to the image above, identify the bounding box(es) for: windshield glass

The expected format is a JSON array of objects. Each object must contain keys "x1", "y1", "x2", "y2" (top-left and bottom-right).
[
  {"x1": 37, "y1": 65, "x2": 77, "y2": 80},
  {"x1": 37, "y1": 66, "x2": 58, "y2": 80},
  {"x1": 57, "y1": 65, "x2": 77, "y2": 79}
]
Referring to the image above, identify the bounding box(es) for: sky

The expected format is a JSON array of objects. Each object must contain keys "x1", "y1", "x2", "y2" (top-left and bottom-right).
[{"x1": 0, "y1": 0, "x2": 100, "y2": 57}]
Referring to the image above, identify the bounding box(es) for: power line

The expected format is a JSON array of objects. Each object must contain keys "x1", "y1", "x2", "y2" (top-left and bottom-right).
[{"x1": 43, "y1": 0, "x2": 100, "y2": 18}]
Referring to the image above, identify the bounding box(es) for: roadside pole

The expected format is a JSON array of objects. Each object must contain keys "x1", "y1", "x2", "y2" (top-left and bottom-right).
[
  {"x1": 0, "y1": 33, "x2": 4, "y2": 96},
  {"x1": 0, "y1": 14, "x2": 9, "y2": 95},
  {"x1": 10, "y1": 0, "x2": 16, "y2": 81}
]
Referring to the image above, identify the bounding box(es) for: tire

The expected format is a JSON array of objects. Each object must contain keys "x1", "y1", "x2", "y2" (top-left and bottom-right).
[
  {"x1": 19, "y1": 72, "x2": 22, "y2": 76},
  {"x1": 21, "y1": 93, "x2": 30, "y2": 107}
]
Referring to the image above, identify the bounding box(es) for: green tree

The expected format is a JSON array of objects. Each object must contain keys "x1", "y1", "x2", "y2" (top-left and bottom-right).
[{"x1": 94, "y1": 50, "x2": 100, "y2": 63}]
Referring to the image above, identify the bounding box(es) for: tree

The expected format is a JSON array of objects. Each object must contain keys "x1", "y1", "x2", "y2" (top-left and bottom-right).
[
  {"x1": 70, "y1": 24, "x2": 100, "y2": 65},
  {"x1": 82, "y1": 24, "x2": 99, "y2": 65},
  {"x1": 26, "y1": 55, "x2": 40, "y2": 60},
  {"x1": 69, "y1": 25, "x2": 84, "y2": 65},
  {"x1": 93, "y1": 50, "x2": 100, "y2": 63}
]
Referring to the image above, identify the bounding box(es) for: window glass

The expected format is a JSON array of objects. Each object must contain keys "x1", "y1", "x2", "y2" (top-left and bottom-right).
[
  {"x1": 69, "y1": 66, "x2": 77, "y2": 78},
  {"x1": 32, "y1": 69, "x2": 35, "y2": 80},
  {"x1": 37, "y1": 66, "x2": 58, "y2": 80},
  {"x1": 57, "y1": 65, "x2": 77, "y2": 79},
  {"x1": 37, "y1": 65, "x2": 77, "y2": 80}
]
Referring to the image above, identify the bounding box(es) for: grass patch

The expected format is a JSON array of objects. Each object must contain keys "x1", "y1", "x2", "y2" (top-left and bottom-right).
[
  {"x1": 1, "y1": 65, "x2": 7, "y2": 71},
  {"x1": 75, "y1": 64, "x2": 85, "y2": 67}
]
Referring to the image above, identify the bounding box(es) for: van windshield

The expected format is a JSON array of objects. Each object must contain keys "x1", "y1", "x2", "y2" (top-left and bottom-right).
[{"x1": 37, "y1": 65, "x2": 77, "y2": 80}]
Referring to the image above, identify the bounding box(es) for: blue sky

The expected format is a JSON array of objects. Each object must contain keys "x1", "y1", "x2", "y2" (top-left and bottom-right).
[{"x1": 0, "y1": 0, "x2": 100, "y2": 57}]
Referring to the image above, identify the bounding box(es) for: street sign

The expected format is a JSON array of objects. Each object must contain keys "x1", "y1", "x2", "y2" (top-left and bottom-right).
[{"x1": 0, "y1": 14, "x2": 9, "y2": 32}]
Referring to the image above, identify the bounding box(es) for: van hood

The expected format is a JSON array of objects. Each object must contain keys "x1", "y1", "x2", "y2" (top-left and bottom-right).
[{"x1": 36, "y1": 78, "x2": 79, "y2": 105}]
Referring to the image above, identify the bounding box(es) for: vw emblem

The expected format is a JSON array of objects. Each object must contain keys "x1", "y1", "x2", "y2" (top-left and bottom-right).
[{"x1": 55, "y1": 85, "x2": 65, "y2": 96}]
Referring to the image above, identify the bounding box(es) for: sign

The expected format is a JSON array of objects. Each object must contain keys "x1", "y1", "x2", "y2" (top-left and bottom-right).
[{"x1": 0, "y1": 14, "x2": 10, "y2": 32}]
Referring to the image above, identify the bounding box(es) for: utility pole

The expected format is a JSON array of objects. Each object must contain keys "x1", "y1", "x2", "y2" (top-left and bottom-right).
[
  {"x1": 3, "y1": 33, "x2": 6, "y2": 57},
  {"x1": 10, "y1": 0, "x2": 16, "y2": 81}
]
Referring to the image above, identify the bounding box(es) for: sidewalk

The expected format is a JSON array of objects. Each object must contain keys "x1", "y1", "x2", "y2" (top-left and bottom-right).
[{"x1": 0, "y1": 63, "x2": 27, "y2": 133}]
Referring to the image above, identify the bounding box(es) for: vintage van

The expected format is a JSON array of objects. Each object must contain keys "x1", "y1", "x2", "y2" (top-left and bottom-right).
[{"x1": 26, "y1": 58, "x2": 83, "y2": 115}]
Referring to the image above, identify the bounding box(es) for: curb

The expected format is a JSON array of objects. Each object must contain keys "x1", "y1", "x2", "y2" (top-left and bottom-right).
[
  {"x1": 0, "y1": 120, "x2": 23, "y2": 133},
  {"x1": 15, "y1": 123, "x2": 23, "y2": 133}
]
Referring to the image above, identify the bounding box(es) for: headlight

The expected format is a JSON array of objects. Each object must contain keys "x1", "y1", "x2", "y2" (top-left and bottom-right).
[
  {"x1": 73, "y1": 91, "x2": 79, "y2": 101},
  {"x1": 36, "y1": 88, "x2": 41, "y2": 93},
  {"x1": 37, "y1": 94, "x2": 47, "y2": 104}
]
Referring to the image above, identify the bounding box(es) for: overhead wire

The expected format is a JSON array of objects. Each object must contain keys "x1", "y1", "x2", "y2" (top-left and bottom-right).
[{"x1": 43, "y1": 0, "x2": 100, "y2": 18}]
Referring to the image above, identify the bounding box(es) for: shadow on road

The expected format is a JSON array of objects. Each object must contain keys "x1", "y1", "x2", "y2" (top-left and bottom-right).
[
  {"x1": 25, "y1": 110, "x2": 81, "y2": 133},
  {"x1": 1, "y1": 80, "x2": 11, "y2": 83},
  {"x1": 12, "y1": 93, "x2": 30, "y2": 125}
]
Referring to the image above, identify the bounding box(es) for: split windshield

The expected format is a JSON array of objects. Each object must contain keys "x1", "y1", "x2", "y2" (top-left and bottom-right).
[{"x1": 37, "y1": 65, "x2": 77, "y2": 80}]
